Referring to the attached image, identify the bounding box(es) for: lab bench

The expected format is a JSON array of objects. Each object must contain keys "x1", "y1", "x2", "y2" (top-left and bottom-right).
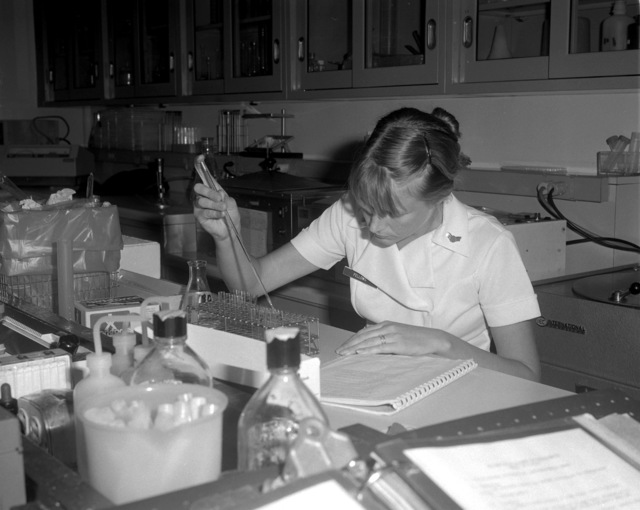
[{"x1": 3, "y1": 270, "x2": 575, "y2": 510}]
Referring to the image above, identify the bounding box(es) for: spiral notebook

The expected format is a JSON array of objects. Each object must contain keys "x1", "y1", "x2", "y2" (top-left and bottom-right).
[{"x1": 320, "y1": 354, "x2": 477, "y2": 415}]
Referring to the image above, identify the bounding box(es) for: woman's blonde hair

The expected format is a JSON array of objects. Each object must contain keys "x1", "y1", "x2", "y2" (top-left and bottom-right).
[{"x1": 348, "y1": 107, "x2": 470, "y2": 217}]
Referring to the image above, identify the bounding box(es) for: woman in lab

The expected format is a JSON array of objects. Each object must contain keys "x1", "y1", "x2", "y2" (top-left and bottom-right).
[{"x1": 193, "y1": 107, "x2": 541, "y2": 381}]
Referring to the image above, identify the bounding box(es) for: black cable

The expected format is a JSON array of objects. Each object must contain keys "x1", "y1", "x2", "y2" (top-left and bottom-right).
[
  {"x1": 546, "y1": 190, "x2": 640, "y2": 252},
  {"x1": 536, "y1": 185, "x2": 640, "y2": 254},
  {"x1": 30, "y1": 115, "x2": 71, "y2": 145}
]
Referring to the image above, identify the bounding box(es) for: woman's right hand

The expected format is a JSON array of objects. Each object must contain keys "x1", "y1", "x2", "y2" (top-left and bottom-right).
[{"x1": 192, "y1": 182, "x2": 240, "y2": 242}]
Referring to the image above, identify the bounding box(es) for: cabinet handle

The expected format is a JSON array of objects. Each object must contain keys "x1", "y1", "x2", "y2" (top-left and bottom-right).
[
  {"x1": 426, "y1": 19, "x2": 437, "y2": 50},
  {"x1": 109, "y1": 62, "x2": 114, "y2": 79},
  {"x1": 297, "y1": 37, "x2": 305, "y2": 61},
  {"x1": 463, "y1": 16, "x2": 473, "y2": 49},
  {"x1": 273, "y1": 39, "x2": 280, "y2": 64},
  {"x1": 94, "y1": 64, "x2": 99, "y2": 78},
  {"x1": 187, "y1": 52, "x2": 194, "y2": 71},
  {"x1": 169, "y1": 53, "x2": 175, "y2": 72},
  {"x1": 48, "y1": 69, "x2": 54, "y2": 84}
]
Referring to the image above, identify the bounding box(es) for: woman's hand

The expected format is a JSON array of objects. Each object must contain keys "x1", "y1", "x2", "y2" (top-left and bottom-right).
[
  {"x1": 192, "y1": 182, "x2": 240, "y2": 242},
  {"x1": 336, "y1": 321, "x2": 450, "y2": 356}
]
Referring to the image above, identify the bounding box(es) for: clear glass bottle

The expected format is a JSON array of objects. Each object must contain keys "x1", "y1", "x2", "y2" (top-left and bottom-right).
[
  {"x1": 237, "y1": 327, "x2": 328, "y2": 471},
  {"x1": 181, "y1": 260, "x2": 216, "y2": 327},
  {"x1": 129, "y1": 309, "x2": 212, "y2": 387}
]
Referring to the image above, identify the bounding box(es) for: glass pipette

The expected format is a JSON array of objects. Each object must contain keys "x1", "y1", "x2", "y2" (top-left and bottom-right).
[{"x1": 194, "y1": 154, "x2": 275, "y2": 308}]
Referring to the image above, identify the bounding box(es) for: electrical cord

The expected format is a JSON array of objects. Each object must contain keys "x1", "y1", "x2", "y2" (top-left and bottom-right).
[
  {"x1": 536, "y1": 184, "x2": 640, "y2": 254},
  {"x1": 30, "y1": 115, "x2": 71, "y2": 145}
]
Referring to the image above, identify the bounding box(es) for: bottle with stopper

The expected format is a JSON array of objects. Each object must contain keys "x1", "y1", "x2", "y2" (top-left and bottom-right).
[
  {"x1": 129, "y1": 308, "x2": 212, "y2": 387},
  {"x1": 237, "y1": 327, "x2": 328, "y2": 471}
]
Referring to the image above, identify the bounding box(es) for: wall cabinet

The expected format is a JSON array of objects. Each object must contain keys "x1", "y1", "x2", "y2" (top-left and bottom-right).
[
  {"x1": 454, "y1": 0, "x2": 640, "y2": 84},
  {"x1": 34, "y1": 0, "x2": 639, "y2": 106},
  {"x1": 34, "y1": 0, "x2": 106, "y2": 102},
  {"x1": 291, "y1": 0, "x2": 441, "y2": 93},
  {"x1": 106, "y1": 0, "x2": 181, "y2": 99},
  {"x1": 183, "y1": 0, "x2": 285, "y2": 97}
]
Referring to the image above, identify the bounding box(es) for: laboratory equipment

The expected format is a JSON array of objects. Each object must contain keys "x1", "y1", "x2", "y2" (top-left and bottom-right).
[
  {"x1": 181, "y1": 259, "x2": 216, "y2": 326},
  {"x1": 237, "y1": 327, "x2": 328, "y2": 472},
  {"x1": 78, "y1": 383, "x2": 228, "y2": 505},
  {"x1": 129, "y1": 309, "x2": 213, "y2": 387},
  {"x1": 74, "y1": 315, "x2": 133, "y2": 481},
  {"x1": 194, "y1": 154, "x2": 275, "y2": 309}
]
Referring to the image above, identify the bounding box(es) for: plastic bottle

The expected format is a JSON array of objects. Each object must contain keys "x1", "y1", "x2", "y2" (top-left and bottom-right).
[
  {"x1": 601, "y1": 0, "x2": 634, "y2": 51},
  {"x1": 181, "y1": 259, "x2": 217, "y2": 327},
  {"x1": 237, "y1": 327, "x2": 328, "y2": 471},
  {"x1": 129, "y1": 309, "x2": 212, "y2": 387},
  {"x1": 110, "y1": 322, "x2": 137, "y2": 377},
  {"x1": 74, "y1": 317, "x2": 127, "y2": 480}
]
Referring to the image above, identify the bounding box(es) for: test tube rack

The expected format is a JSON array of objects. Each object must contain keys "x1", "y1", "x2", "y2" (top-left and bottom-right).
[{"x1": 194, "y1": 290, "x2": 320, "y2": 357}]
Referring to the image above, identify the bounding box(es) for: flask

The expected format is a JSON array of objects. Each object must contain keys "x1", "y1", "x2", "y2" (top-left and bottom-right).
[
  {"x1": 181, "y1": 259, "x2": 216, "y2": 327},
  {"x1": 237, "y1": 327, "x2": 328, "y2": 471},
  {"x1": 601, "y1": 0, "x2": 634, "y2": 51},
  {"x1": 129, "y1": 309, "x2": 212, "y2": 387}
]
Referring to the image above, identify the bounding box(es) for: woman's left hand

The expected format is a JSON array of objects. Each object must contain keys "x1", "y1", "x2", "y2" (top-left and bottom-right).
[{"x1": 335, "y1": 321, "x2": 450, "y2": 356}]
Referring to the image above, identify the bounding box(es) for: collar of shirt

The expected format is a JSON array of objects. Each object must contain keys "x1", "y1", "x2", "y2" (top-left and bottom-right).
[{"x1": 344, "y1": 195, "x2": 471, "y2": 309}]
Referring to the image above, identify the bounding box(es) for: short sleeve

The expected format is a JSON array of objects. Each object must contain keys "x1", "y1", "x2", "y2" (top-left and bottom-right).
[
  {"x1": 290, "y1": 198, "x2": 349, "y2": 270},
  {"x1": 476, "y1": 230, "x2": 541, "y2": 327}
]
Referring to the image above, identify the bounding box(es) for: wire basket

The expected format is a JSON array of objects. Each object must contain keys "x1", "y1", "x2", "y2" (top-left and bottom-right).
[{"x1": 0, "y1": 272, "x2": 118, "y2": 311}]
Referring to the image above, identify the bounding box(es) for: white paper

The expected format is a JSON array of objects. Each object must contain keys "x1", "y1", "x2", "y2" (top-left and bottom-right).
[
  {"x1": 256, "y1": 480, "x2": 365, "y2": 510},
  {"x1": 405, "y1": 428, "x2": 640, "y2": 510}
]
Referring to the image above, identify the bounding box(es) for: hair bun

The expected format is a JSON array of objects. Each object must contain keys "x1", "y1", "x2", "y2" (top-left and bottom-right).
[{"x1": 431, "y1": 107, "x2": 461, "y2": 139}]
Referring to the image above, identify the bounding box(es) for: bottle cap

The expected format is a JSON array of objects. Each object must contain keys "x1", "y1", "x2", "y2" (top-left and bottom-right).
[
  {"x1": 266, "y1": 327, "x2": 301, "y2": 369},
  {"x1": 613, "y1": 0, "x2": 627, "y2": 15},
  {"x1": 153, "y1": 310, "x2": 187, "y2": 338},
  {"x1": 86, "y1": 352, "x2": 113, "y2": 373}
]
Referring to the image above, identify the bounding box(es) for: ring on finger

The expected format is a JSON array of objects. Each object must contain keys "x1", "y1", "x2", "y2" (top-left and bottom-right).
[{"x1": 379, "y1": 334, "x2": 386, "y2": 344}]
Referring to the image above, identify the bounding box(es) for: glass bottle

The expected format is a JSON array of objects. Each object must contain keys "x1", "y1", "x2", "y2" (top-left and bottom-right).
[
  {"x1": 181, "y1": 260, "x2": 216, "y2": 327},
  {"x1": 129, "y1": 309, "x2": 212, "y2": 387},
  {"x1": 237, "y1": 327, "x2": 328, "y2": 471}
]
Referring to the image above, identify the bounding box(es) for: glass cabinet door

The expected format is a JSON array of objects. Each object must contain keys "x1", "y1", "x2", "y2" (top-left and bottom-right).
[
  {"x1": 186, "y1": 0, "x2": 225, "y2": 95},
  {"x1": 37, "y1": 0, "x2": 104, "y2": 102},
  {"x1": 107, "y1": 0, "x2": 179, "y2": 98},
  {"x1": 457, "y1": 0, "x2": 551, "y2": 83},
  {"x1": 224, "y1": 0, "x2": 283, "y2": 93},
  {"x1": 108, "y1": 0, "x2": 136, "y2": 96},
  {"x1": 549, "y1": 0, "x2": 640, "y2": 78},
  {"x1": 352, "y1": 0, "x2": 440, "y2": 88},
  {"x1": 296, "y1": 0, "x2": 353, "y2": 91}
]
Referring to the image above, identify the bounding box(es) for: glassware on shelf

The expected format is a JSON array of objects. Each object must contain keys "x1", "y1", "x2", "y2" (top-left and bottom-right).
[
  {"x1": 237, "y1": 327, "x2": 328, "y2": 471},
  {"x1": 181, "y1": 260, "x2": 217, "y2": 327},
  {"x1": 129, "y1": 309, "x2": 212, "y2": 387}
]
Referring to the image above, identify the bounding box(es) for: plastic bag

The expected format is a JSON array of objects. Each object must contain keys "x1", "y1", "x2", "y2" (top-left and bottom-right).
[{"x1": 0, "y1": 200, "x2": 123, "y2": 276}]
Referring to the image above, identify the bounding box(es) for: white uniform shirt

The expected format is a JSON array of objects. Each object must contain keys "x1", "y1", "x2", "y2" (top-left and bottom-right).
[{"x1": 290, "y1": 194, "x2": 540, "y2": 351}]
